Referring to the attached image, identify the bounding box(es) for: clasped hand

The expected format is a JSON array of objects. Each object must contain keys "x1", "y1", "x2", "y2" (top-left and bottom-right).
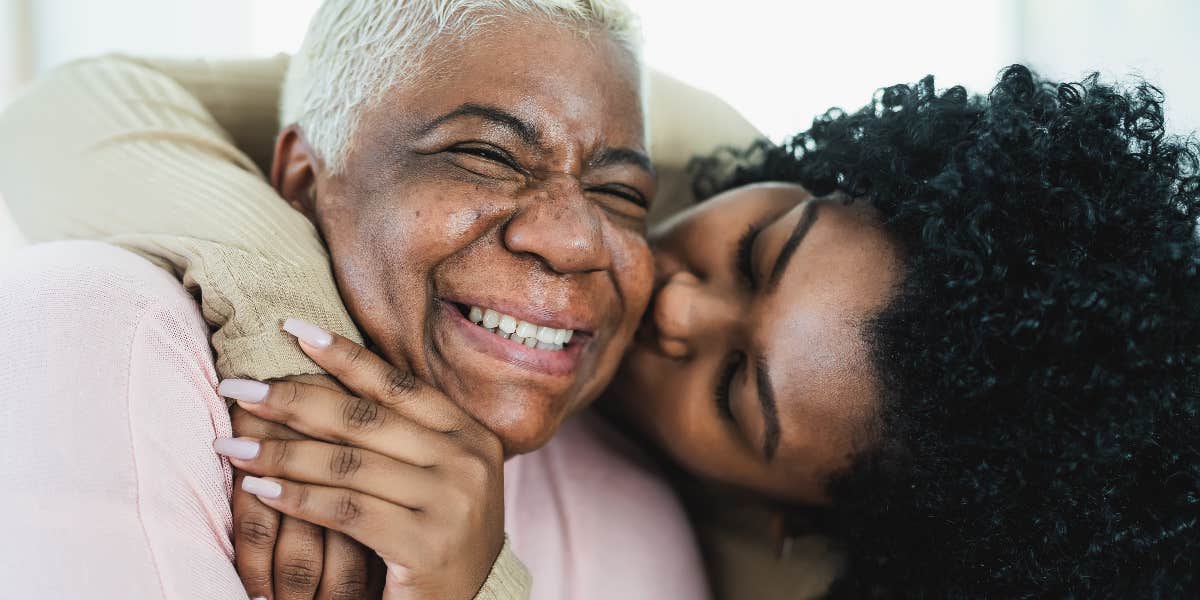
[{"x1": 215, "y1": 319, "x2": 506, "y2": 600}]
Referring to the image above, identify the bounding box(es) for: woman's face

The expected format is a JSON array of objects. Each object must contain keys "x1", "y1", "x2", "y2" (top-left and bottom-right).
[
  {"x1": 604, "y1": 183, "x2": 904, "y2": 504},
  {"x1": 287, "y1": 20, "x2": 654, "y2": 456}
]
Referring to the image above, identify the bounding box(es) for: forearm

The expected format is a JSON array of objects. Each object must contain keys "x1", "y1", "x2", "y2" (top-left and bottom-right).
[{"x1": 0, "y1": 55, "x2": 362, "y2": 379}]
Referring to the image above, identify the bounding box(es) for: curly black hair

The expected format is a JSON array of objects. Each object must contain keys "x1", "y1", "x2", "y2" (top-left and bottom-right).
[{"x1": 690, "y1": 65, "x2": 1200, "y2": 598}]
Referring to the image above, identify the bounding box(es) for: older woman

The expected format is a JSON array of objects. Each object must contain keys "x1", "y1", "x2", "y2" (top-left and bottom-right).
[{"x1": 0, "y1": 1, "x2": 757, "y2": 598}]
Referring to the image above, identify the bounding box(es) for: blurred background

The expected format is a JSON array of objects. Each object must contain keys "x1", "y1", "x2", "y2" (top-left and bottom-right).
[{"x1": 2, "y1": 0, "x2": 1198, "y2": 255}]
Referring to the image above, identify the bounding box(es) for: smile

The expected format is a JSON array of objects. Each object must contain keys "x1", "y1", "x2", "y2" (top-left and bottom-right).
[{"x1": 466, "y1": 305, "x2": 573, "y2": 351}]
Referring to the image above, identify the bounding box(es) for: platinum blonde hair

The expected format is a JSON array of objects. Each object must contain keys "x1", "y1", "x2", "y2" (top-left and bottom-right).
[{"x1": 281, "y1": 0, "x2": 644, "y2": 173}]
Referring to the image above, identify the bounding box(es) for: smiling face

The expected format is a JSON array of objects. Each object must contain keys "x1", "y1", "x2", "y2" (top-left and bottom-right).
[
  {"x1": 275, "y1": 18, "x2": 654, "y2": 456},
  {"x1": 603, "y1": 183, "x2": 904, "y2": 504}
]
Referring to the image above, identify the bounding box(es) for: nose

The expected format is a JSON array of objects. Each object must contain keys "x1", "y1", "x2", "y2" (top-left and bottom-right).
[
  {"x1": 652, "y1": 270, "x2": 742, "y2": 359},
  {"x1": 503, "y1": 175, "x2": 611, "y2": 274}
]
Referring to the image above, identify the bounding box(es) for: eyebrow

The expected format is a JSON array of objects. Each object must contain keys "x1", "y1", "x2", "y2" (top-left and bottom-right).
[
  {"x1": 768, "y1": 201, "x2": 821, "y2": 290},
  {"x1": 755, "y1": 358, "x2": 782, "y2": 461},
  {"x1": 591, "y1": 147, "x2": 655, "y2": 177},
  {"x1": 417, "y1": 103, "x2": 540, "y2": 146}
]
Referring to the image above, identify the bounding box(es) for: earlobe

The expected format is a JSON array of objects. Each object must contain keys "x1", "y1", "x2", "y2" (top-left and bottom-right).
[{"x1": 271, "y1": 125, "x2": 320, "y2": 218}]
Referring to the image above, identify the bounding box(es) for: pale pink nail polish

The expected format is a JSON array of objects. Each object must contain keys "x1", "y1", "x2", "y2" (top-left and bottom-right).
[
  {"x1": 213, "y1": 437, "x2": 260, "y2": 460},
  {"x1": 283, "y1": 317, "x2": 333, "y2": 348},
  {"x1": 218, "y1": 379, "x2": 269, "y2": 404},
  {"x1": 242, "y1": 476, "x2": 282, "y2": 499}
]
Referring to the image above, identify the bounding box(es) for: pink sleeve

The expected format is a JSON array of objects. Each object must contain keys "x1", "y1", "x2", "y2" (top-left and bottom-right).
[
  {"x1": 504, "y1": 412, "x2": 711, "y2": 600},
  {"x1": 0, "y1": 241, "x2": 244, "y2": 598}
]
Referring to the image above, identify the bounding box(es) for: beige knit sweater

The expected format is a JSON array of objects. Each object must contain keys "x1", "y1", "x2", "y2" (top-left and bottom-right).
[{"x1": 0, "y1": 53, "x2": 761, "y2": 600}]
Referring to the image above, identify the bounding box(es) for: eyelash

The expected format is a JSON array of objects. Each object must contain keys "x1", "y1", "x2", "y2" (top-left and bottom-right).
[
  {"x1": 453, "y1": 144, "x2": 646, "y2": 209},
  {"x1": 714, "y1": 352, "x2": 745, "y2": 422},
  {"x1": 735, "y1": 222, "x2": 764, "y2": 287},
  {"x1": 452, "y1": 144, "x2": 518, "y2": 169}
]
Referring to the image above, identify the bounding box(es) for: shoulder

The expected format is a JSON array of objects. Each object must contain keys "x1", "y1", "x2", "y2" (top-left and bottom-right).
[{"x1": 0, "y1": 241, "x2": 210, "y2": 356}]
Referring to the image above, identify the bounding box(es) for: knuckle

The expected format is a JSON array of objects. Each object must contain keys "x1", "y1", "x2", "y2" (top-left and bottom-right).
[
  {"x1": 327, "y1": 576, "x2": 369, "y2": 600},
  {"x1": 329, "y1": 445, "x2": 363, "y2": 480},
  {"x1": 383, "y1": 366, "x2": 417, "y2": 398},
  {"x1": 341, "y1": 395, "x2": 383, "y2": 432},
  {"x1": 270, "y1": 439, "x2": 293, "y2": 472},
  {"x1": 280, "y1": 381, "x2": 303, "y2": 410},
  {"x1": 343, "y1": 343, "x2": 368, "y2": 371},
  {"x1": 236, "y1": 516, "x2": 278, "y2": 549},
  {"x1": 237, "y1": 572, "x2": 272, "y2": 591},
  {"x1": 334, "y1": 492, "x2": 363, "y2": 527},
  {"x1": 277, "y1": 559, "x2": 322, "y2": 590}
]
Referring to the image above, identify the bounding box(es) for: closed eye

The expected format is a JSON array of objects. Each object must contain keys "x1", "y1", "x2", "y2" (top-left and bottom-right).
[
  {"x1": 714, "y1": 351, "x2": 745, "y2": 421},
  {"x1": 590, "y1": 183, "x2": 648, "y2": 209},
  {"x1": 736, "y1": 222, "x2": 765, "y2": 288},
  {"x1": 450, "y1": 144, "x2": 521, "y2": 171}
]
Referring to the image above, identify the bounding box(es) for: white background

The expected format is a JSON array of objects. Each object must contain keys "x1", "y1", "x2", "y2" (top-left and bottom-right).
[{"x1": 2, "y1": 0, "x2": 1198, "y2": 256}]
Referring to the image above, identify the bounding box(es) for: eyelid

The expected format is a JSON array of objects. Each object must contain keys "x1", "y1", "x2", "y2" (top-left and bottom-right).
[
  {"x1": 714, "y1": 351, "x2": 745, "y2": 422},
  {"x1": 451, "y1": 143, "x2": 522, "y2": 171},
  {"x1": 735, "y1": 222, "x2": 766, "y2": 288},
  {"x1": 590, "y1": 183, "x2": 648, "y2": 209}
]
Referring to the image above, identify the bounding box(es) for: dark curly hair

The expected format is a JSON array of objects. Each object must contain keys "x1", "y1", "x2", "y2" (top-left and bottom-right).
[{"x1": 689, "y1": 65, "x2": 1200, "y2": 598}]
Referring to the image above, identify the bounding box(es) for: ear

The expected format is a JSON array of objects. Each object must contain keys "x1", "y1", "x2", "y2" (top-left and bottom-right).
[{"x1": 271, "y1": 125, "x2": 321, "y2": 219}]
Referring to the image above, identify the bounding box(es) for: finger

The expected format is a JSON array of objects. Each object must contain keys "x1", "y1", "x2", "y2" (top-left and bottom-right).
[
  {"x1": 219, "y1": 379, "x2": 455, "y2": 467},
  {"x1": 315, "y1": 531, "x2": 372, "y2": 600},
  {"x1": 274, "y1": 515, "x2": 325, "y2": 600},
  {"x1": 283, "y1": 317, "x2": 470, "y2": 431},
  {"x1": 216, "y1": 437, "x2": 439, "y2": 509},
  {"x1": 231, "y1": 404, "x2": 307, "y2": 441},
  {"x1": 242, "y1": 476, "x2": 425, "y2": 570},
  {"x1": 232, "y1": 471, "x2": 280, "y2": 600}
]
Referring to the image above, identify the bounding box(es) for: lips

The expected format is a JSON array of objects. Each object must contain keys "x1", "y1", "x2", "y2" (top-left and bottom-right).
[{"x1": 439, "y1": 301, "x2": 592, "y2": 377}]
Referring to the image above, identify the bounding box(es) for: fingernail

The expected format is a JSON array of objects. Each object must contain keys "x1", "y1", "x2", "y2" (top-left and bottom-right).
[
  {"x1": 218, "y1": 379, "x2": 269, "y2": 404},
  {"x1": 212, "y1": 437, "x2": 260, "y2": 460},
  {"x1": 251, "y1": 597, "x2": 267, "y2": 600},
  {"x1": 242, "y1": 476, "x2": 282, "y2": 499},
  {"x1": 283, "y1": 317, "x2": 333, "y2": 348}
]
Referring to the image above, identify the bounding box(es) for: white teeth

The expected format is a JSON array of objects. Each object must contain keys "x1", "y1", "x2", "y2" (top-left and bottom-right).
[
  {"x1": 465, "y1": 305, "x2": 575, "y2": 352},
  {"x1": 515, "y1": 321, "x2": 536, "y2": 338},
  {"x1": 482, "y1": 309, "x2": 501, "y2": 329},
  {"x1": 499, "y1": 315, "x2": 517, "y2": 334}
]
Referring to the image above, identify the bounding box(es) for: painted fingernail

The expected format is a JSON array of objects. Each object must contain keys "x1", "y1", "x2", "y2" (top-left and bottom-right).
[
  {"x1": 242, "y1": 476, "x2": 282, "y2": 499},
  {"x1": 283, "y1": 317, "x2": 333, "y2": 348},
  {"x1": 212, "y1": 437, "x2": 260, "y2": 460},
  {"x1": 218, "y1": 379, "x2": 269, "y2": 404},
  {"x1": 251, "y1": 597, "x2": 267, "y2": 600}
]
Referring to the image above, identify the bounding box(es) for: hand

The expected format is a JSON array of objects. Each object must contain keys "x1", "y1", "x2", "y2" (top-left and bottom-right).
[
  {"x1": 226, "y1": 375, "x2": 385, "y2": 600},
  {"x1": 215, "y1": 319, "x2": 506, "y2": 600}
]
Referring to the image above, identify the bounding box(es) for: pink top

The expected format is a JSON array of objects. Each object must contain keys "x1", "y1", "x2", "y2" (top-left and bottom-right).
[{"x1": 0, "y1": 240, "x2": 709, "y2": 599}]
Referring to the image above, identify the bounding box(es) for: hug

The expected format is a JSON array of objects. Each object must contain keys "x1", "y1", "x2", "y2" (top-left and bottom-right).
[{"x1": 0, "y1": 1, "x2": 1196, "y2": 598}]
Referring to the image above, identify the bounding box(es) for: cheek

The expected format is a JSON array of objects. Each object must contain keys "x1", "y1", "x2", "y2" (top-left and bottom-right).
[{"x1": 611, "y1": 227, "x2": 654, "y2": 319}]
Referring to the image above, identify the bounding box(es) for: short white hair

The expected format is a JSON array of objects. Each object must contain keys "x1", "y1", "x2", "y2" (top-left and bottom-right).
[{"x1": 281, "y1": 0, "x2": 643, "y2": 173}]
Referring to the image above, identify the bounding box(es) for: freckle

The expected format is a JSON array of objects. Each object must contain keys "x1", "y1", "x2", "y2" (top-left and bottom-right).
[{"x1": 415, "y1": 210, "x2": 422, "y2": 218}]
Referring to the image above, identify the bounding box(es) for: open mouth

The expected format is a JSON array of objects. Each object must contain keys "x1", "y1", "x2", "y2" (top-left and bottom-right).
[{"x1": 451, "y1": 303, "x2": 577, "y2": 352}]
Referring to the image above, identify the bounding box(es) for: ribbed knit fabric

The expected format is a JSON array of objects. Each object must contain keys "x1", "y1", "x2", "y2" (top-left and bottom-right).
[{"x1": 0, "y1": 56, "x2": 363, "y2": 381}]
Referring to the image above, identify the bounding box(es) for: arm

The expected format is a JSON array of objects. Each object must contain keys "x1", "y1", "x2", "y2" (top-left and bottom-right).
[{"x1": 0, "y1": 54, "x2": 362, "y2": 380}]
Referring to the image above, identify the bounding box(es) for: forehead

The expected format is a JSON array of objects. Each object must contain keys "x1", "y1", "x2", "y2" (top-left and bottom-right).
[
  {"x1": 377, "y1": 17, "x2": 646, "y2": 150},
  {"x1": 755, "y1": 200, "x2": 901, "y2": 447}
]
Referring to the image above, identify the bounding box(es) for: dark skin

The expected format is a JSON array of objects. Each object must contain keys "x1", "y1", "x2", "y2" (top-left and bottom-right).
[
  {"x1": 603, "y1": 183, "x2": 904, "y2": 505},
  {"x1": 226, "y1": 17, "x2": 654, "y2": 600}
]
